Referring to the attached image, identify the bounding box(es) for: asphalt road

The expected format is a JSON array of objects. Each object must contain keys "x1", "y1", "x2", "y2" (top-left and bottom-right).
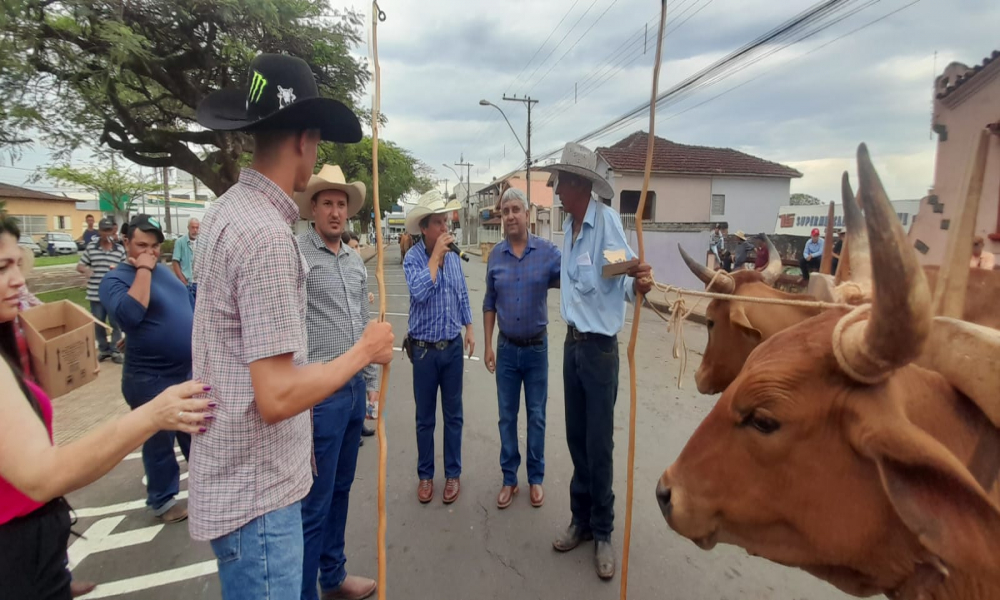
[{"x1": 64, "y1": 243, "x2": 851, "y2": 600}]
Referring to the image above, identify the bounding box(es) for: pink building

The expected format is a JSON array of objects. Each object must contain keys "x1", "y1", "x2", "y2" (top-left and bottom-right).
[{"x1": 909, "y1": 50, "x2": 1000, "y2": 265}]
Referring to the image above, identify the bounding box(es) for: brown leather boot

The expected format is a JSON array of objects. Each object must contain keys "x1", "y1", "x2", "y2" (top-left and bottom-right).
[
  {"x1": 553, "y1": 523, "x2": 593, "y2": 552},
  {"x1": 442, "y1": 477, "x2": 460, "y2": 504},
  {"x1": 321, "y1": 575, "x2": 377, "y2": 600},
  {"x1": 496, "y1": 485, "x2": 518, "y2": 509},
  {"x1": 417, "y1": 479, "x2": 433, "y2": 504},
  {"x1": 530, "y1": 484, "x2": 544, "y2": 507}
]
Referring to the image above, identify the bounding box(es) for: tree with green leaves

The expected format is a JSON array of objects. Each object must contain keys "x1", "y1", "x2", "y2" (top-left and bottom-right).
[
  {"x1": 317, "y1": 138, "x2": 436, "y2": 231},
  {"x1": 42, "y1": 164, "x2": 159, "y2": 224},
  {"x1": 0, "y1": 0, "x2": 370, "y2": 195}
]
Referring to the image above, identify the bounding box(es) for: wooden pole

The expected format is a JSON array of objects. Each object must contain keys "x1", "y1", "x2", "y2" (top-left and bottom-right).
[
  {"x1": 621, "y1": 1, "x2": 666, "y2": 598},
  {"x1": 371, "y1": 4, "x2": 390, "y2": 599}
]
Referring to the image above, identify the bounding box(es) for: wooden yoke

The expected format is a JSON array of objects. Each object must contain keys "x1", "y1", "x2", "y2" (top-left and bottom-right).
[
  {"x1": 620, "y1": 1, "x2": 666, "y2": 598},
  {"x1": 370, "y1": 4, "x2": 390, "y2": 599},
  {"x1": 932, "y1": 129, "x2": 990, "y2": 319},
  {"x1": 819, "y1": 201, "x2": 835, "y2": 274}
]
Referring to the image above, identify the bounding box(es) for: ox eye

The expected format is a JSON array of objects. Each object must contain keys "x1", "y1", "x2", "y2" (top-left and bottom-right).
[
  {"x1": 706, "y1": 319, "x2": 714, "y2": 330},
  {"x1": 742, "y1": 411, "x2": 780, "y2": 435}
]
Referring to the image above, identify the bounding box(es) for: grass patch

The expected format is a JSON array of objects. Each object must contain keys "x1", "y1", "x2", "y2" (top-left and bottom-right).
[
  {"x1": 35, "y1": 254, "x2": 80, "y2": 267},
  {"x1": 36, "y1": 287, "x2": 88, "y2": 308}
]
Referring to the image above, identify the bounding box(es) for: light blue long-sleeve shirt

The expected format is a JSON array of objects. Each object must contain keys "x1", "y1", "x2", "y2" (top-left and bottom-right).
[
  {"x1": 560, "y1": 200, "x2": 637, "y2": 336},
  {"x1": 803, "y1": 238, "x2": 824, "y2": 260}
]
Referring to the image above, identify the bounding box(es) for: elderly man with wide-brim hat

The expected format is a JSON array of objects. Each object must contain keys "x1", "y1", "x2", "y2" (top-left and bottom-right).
[
  {"x1": 293, "y1": 165, "x2": 381, "y2": 600},
  {"x1": 539, "y1": 142, "x2": 652, "y2": 581},
  {"x1": 191, "y1": 54, "x2": 394, "y2": 600},
  {"x1": 402, "y1": 190, "x2": 474, "y2": 506}
]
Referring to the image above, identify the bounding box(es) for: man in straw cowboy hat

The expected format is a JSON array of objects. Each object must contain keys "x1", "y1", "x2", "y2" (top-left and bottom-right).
[
  {"x1": 294, "y1": 165, "x2": 380, "y2": 600},
  {"x1": 191, "y1": 54, "x2": 394, "y2": 599},
  {"x1": 403, "y1": 190, "x2": 474, "y2": 505},
  {"x1": 538, "y1": 142, "x2": 652, "y2": 580},
  {"x1": 731, "y1": 230, "x2": 753, "y2": 271}
]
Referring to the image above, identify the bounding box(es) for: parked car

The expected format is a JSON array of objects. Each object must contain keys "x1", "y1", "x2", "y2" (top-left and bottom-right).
[
  {"x1": 18, "y1": 234, "x2": 43, "y2": 257},
  {"x1": 39, "y1": 232, "x2": 78, "y2": 256}
]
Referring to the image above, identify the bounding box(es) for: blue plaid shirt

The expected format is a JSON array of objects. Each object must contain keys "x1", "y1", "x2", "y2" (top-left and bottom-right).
[
  {"x1": 483, "y1": 235, "x2": 561, "y2": 339},
  {"x1": 404, "y1": 240, "x2": 473, "y2": 342}
]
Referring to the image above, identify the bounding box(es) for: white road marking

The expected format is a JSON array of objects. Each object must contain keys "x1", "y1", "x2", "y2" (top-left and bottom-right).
[
  {"x1": 68, "y1": 516, "x2": 163, "y2": 569},
  {"x1": 85, "y1": 560, "x2": 218, "y2": 598},
  {"x1": 75, "y1": 491, "x2": 188, "y2": 519},
  {"x1": 141, "y1": 471, "x2": 187, "y2": 486}
]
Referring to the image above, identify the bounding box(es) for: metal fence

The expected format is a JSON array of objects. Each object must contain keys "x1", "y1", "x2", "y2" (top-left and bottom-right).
[
  {"x1": 477, "y1": 227, "x2": 503, "y2": 244},
  {"x1": 620, "y1": 212, "x2": 636, "y2": 230}
]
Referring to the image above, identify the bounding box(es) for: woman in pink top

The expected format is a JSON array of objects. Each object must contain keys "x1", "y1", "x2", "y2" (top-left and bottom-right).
[{"x1": 0, "y1": 217, "x2": 215, "y2": 600}]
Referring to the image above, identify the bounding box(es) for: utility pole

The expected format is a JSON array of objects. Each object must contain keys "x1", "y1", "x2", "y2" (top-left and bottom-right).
[
  {"x1": 502, "y1": 94, "x2": 539, "y2": 218},
  {"x1": 162, "y1": 167, "x2": 173, "y2": 235},
  {"x1": 455, "y1": 156, "x2": 474, "y2": 245}
]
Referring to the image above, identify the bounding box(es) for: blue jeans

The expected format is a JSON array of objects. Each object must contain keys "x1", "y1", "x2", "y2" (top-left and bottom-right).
[
  {"x1": 89, "y1": 301, "x2": 121, "y2": 354},
  {"x1": 563, "y1": 332, "x2": 619, "y2": 541},
  {"x1": 300, "y1": 375, "x2": 365, "y2": 600},
  {"x1": 121, "y1": 371, "x2": 191, "y2": 515},
  {"x1": 411, "y1": 337, "x2": 463, "y2": 480},
  {"x1": 188, "y1": 282, "x2": 198, "y2": 309},
  {"x1": 495, "y1": 334, "x2": 548, "y2": 486},
  {"x1": 211, "y1": 502, "x2": 304, "y2": 600}
]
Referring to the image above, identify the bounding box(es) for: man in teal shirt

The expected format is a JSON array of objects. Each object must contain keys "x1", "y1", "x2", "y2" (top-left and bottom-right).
[
  {"x1": 540, "y1": 143, "x2": 652, "y2": 581},
  {"x1": 171, "y1": 218, "x2": 199, "y2": 308}
]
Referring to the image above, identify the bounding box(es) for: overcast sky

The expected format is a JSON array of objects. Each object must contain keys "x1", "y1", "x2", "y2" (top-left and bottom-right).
[{"x1": 4, "y1": 0, "x2": 998, "y2": 204}]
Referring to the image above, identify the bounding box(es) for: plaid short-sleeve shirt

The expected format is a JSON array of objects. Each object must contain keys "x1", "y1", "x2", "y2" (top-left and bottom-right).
[{"x1": 188, "y1": 169, "x2": 311, "y2": 541}]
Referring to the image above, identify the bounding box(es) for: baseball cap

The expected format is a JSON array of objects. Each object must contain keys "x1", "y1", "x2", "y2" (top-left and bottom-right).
[
  {"x1": 811, "y1": 228, "x2": 820, "y2": 236},
  {"x1": 98, "y1": 217, "x2": 116, "y2": 230},
  {"x1": 127, "y1": 214, "x2": 165, "y2": 243}
]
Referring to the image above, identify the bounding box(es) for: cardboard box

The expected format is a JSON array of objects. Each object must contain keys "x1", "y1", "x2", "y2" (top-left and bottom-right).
[
  {"x1": 601, "y1": 249, "x2": 639, "y2": 278},
  {"x1": 20, "y1": 301, "x2": 100, "y2": 398}
]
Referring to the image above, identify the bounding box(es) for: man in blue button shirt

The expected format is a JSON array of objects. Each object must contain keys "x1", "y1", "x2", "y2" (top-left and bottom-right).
[
  {"x1": 99, "y1": 214, "x2": 193, "y2": 524},
  {"x1": 539, "y1": 143, "x2": 652, "y2": 581},
  {"x1": 403, "y1": 190, "x2": 474, "y2": 506},
  {"x1": 799, "y1": 227, "x2": 825, "y2": 282},
  {"x1": 483, "y1": 188, "x2": 561, "y2": 511}
]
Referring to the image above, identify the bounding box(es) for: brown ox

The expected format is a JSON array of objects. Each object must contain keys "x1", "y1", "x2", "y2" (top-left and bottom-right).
[
  {"x1": 682, "y1": 177, "x2": 1000, "y2": 395},
  {"x1": 658, "y1": 145, "x2": 1000, "y2": 600},
  {"x1": 398, "y1": 232, "x2": 414, "y2": 264}
]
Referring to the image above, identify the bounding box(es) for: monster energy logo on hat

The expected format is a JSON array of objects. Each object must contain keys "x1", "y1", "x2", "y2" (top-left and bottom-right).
[{"x1": 248, "y1": 71, "x2": 268, "y2": 104}]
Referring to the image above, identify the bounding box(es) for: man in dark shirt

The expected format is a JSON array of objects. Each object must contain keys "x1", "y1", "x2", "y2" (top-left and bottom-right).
[
  {"x1": 832, "y1": 229, "x2": 845, "y2": 276},
  {"x1": 753, "y1": 234, "x2": 770, "y2": 271},
  {"x1": 81, "y1": 214, "x2": 98, "y2": 246},
  {"x1": 99, "y1": 214, "x2": 193, "y2": 524}
]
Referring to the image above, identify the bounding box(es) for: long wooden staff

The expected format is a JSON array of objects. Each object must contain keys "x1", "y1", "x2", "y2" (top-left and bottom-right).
[
  {"x1": 621, "y1": 1, "x2": 666, "y2": 598},
  {"x1": 370, "y1": 3, "x2": 390, "y2": 599}
]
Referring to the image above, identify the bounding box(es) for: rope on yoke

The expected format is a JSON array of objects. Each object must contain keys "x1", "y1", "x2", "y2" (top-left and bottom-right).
[
  {"x1": 370, "y1": 4, "x2": 390, "y2": 599},
  {"x1": 621, "y1": 2, "x2": 667, "y2": 597}
]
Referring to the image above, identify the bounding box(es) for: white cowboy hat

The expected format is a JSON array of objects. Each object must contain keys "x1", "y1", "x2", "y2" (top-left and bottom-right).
[
  {"x1": 404, "y1": 190, "x2": 461, "y2": 235},
  {"x1": 536, "y1": 142, "x2": 614, "y2": 200},
  {"x1": 294, "y1": 164, "x2": 366, "y2": 220}
]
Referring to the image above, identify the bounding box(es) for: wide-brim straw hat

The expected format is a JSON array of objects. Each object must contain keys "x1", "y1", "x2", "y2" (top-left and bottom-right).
[
  {"x1": 404, "y1": 190, "x2": 461, "y2": 235},
  {"x1": 536, "y1": 142, "x2": 614, "y2": 200},
  {"x1": 294, "y1": 165, "x2": 366, "y2": 220},
  {"x1": 734, "y1": 230, "x2": 747, "y2": 241}
]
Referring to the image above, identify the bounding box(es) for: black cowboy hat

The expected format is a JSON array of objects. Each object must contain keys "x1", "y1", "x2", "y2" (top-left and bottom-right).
[{"x1": 197, "y1": 54, "x2": 362, "y2": 143}]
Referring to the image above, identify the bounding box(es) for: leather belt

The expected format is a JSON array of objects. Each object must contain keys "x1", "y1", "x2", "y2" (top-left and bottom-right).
[
  {"x1": 567, "y1": 325, "x2": 614, "y2": 342},
  {"x1": 500, "y1": 329, "x2": 546, "y2": 347},
  {"x1": 411, "y1": 336, "x2": 459, "y2": 350}
]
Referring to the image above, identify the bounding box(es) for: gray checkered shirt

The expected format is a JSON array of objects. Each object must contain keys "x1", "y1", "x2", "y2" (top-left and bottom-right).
[
  {"x1": 188, "y1": 169, "x2": 312, "y2": 541},
  {"x1": 298, "y1": 227, "x2": 379, "y2": 391}
]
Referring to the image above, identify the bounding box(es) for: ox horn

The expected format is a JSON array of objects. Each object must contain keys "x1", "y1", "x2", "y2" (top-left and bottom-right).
[
  {"x1": 760, "y1": 234, "x2": 783, "y2": 285},
  {"x1": 678, "y1": 243, "x2": 735, "y2": 294},
  {"x1": 840, "y1": 172, "x2": 871, "y2": 283},
  {"x1": 834, "y1": 144, "x2": 932, "y2": 383}
]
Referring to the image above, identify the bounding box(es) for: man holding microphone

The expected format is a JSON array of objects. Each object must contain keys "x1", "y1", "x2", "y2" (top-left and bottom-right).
[{"x1": 403, "y1": 190, "x2": 474, "y2": 505}]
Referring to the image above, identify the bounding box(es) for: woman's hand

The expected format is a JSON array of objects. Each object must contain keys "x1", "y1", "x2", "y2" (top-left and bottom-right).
[{"x1": 147, "y1": 381, "x2": 215, "y2": 434}]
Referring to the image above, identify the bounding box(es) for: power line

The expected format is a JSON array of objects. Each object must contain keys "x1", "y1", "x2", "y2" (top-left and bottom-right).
[
  {"x1": 503, "y1": 0, "x2": 582, "y2": 95},
  {"x1": 514, "y1": 0, "x2": 602, "y2": 96}
]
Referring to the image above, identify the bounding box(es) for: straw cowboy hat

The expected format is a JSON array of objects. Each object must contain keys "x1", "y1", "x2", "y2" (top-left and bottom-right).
[
  {"x1": 734, "y1": 230, "x2": 747, "y2": 241},
  {"x1": 294, "y1": 165, "x2": 366, "y2": 220},
  {"x1": 197, "y1": 54, "x2": 362, "y2": 143},
  {"x1": 405, "y1": 190, "x2": 461, "y2": 235},
  {"x1": 537, "y1": 142, "x2": 614, "y2": 200}
]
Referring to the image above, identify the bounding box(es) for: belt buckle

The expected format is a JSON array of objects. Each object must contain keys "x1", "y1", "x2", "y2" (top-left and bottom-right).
[{"x1": 434, "y1": 340, "x2": 449, "y2": 350}]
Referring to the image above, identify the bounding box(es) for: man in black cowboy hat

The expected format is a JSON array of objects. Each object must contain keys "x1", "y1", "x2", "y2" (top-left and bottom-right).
[{"x1": 189, "y1": 53, "x2": 394, "y2": 600}]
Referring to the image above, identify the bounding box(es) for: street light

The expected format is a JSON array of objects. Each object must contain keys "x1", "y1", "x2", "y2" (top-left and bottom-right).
[
  {"x1": 442, "y1": 163, "x2": 461, "y2": 184},
  {"x1": 479, "y1": 95, "x2": 538, "y2": 217}
]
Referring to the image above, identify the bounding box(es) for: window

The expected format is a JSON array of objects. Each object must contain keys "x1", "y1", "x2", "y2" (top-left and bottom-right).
[
  {"x1": 711, "y1": 194, "x2": 726, "y2": 216},
  {"x1": 9, "y1": 215, "x2": 48, "y2": 236},
  {"x1": 55, "y1": 215, "x2": 72, "y2": 230},
  {"x1": 619, "y1": 191, "x2": 655, "y2": 220}
]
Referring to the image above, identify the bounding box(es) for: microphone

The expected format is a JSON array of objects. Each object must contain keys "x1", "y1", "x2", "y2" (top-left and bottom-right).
[{"x1": 448, "y1": 242, "x2": 470, "y2": 262}]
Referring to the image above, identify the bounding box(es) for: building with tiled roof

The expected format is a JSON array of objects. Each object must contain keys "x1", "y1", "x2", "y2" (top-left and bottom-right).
[
  {"x1": 0, "y1": 182, "x2": 95, "y2": 241},
  {"x1": 909, "y1": 49, "x2": 1000, "y2": 267}
]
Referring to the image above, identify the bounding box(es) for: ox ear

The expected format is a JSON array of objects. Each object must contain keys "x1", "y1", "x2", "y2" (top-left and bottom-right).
[
  {"x1": 856, "y1": 419, "x2": 1000, "y2": 581},
  {"x1": 729, "y1": 302, "x2": 761, "y2": 339}
]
